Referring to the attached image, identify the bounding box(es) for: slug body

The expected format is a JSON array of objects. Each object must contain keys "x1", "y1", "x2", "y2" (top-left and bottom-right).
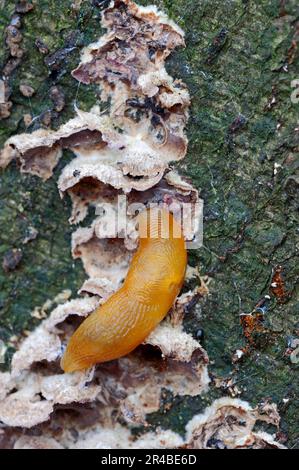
[{"x1": 61, "y1": 208, "x2": 187, "y2": 372}]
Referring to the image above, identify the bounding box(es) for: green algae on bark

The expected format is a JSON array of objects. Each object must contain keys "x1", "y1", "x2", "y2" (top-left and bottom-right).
[{"x1": 0, "y1": 0, "x2": 298, "y2": 448}]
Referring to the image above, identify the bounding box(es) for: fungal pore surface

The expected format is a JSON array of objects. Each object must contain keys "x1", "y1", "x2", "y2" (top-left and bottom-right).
[{"x1": 0, "y1": 0, "x2": 284, "y2": 449}]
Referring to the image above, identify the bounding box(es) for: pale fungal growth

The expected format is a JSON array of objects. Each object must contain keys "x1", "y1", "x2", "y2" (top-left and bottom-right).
[
  {"x1": 145, "y1": 322, "x2": 207, "y2": 363},
  {"x1": 184, "y1": 398, "x2": 286, "y2": 449},
  {"x1": 71, "y1": 224, "x2": 133, "y2": 295},
  {"x1": 1, "y1": 0, "x2": 189, "y2": 187},
  {"x1": 0, "y1": 0, "x2": 284, "y2": 449},
  {"x1": 8, "y1": 397, "x2": 285, "y2": 449},
  {"x1": 11, "y1": 297, "x2": 101, "y2": 377},
  {"x1": 0, "y1": 372, "x2": 14, "y2": 401},
  {"x1": 14, "y1": 436, "x2": 64, "y2": 450},
  {"x1": 72, "y1": 0, "x2": 189, "y2": 168},
  {"x1": 0, "y1": 289, "x2": 209, "y2": 429},
  {"x1": 13, "y1": 427, "x2": 184, "y2": 450}
]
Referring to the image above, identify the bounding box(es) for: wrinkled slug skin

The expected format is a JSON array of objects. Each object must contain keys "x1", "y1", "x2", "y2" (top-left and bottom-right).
[{"x1": 61, "y1": 208, "x2": 187, "y2": 372}]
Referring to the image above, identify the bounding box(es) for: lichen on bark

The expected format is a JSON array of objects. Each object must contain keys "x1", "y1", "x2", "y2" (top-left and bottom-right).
[{"x1": 0, "y1": 0, "x2": 298, "y2": 448}]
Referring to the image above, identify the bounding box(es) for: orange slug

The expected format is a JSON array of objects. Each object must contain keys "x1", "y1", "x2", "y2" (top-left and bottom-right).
[{"x1": 61, "y1": 207, "x2": 187, "y2": 372}]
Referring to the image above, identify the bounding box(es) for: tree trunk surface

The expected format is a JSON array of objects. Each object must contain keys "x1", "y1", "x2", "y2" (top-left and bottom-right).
[{"x1": 0, "y1": 0, "x2": 298, "y2": 447}]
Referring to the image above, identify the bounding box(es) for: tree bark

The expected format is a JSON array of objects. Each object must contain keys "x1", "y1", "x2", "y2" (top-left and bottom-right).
[{"x1": 0, "y1": 0, "x2": 298, "y2": 447}]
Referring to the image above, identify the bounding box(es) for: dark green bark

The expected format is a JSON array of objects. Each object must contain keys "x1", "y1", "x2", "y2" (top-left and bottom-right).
[{"x1": 0, "y1": 0, "x2": 298, "y2": 447}]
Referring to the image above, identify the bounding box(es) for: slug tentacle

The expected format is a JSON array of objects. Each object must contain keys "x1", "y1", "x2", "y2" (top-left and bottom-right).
[{"x1": 61, "y1": 208, "x2": 187, "y2": 373}]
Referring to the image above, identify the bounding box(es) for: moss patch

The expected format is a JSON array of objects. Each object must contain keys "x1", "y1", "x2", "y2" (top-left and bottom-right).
[{"x1": 0, "y1": 0, "x2": 298, "y2": 447}]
